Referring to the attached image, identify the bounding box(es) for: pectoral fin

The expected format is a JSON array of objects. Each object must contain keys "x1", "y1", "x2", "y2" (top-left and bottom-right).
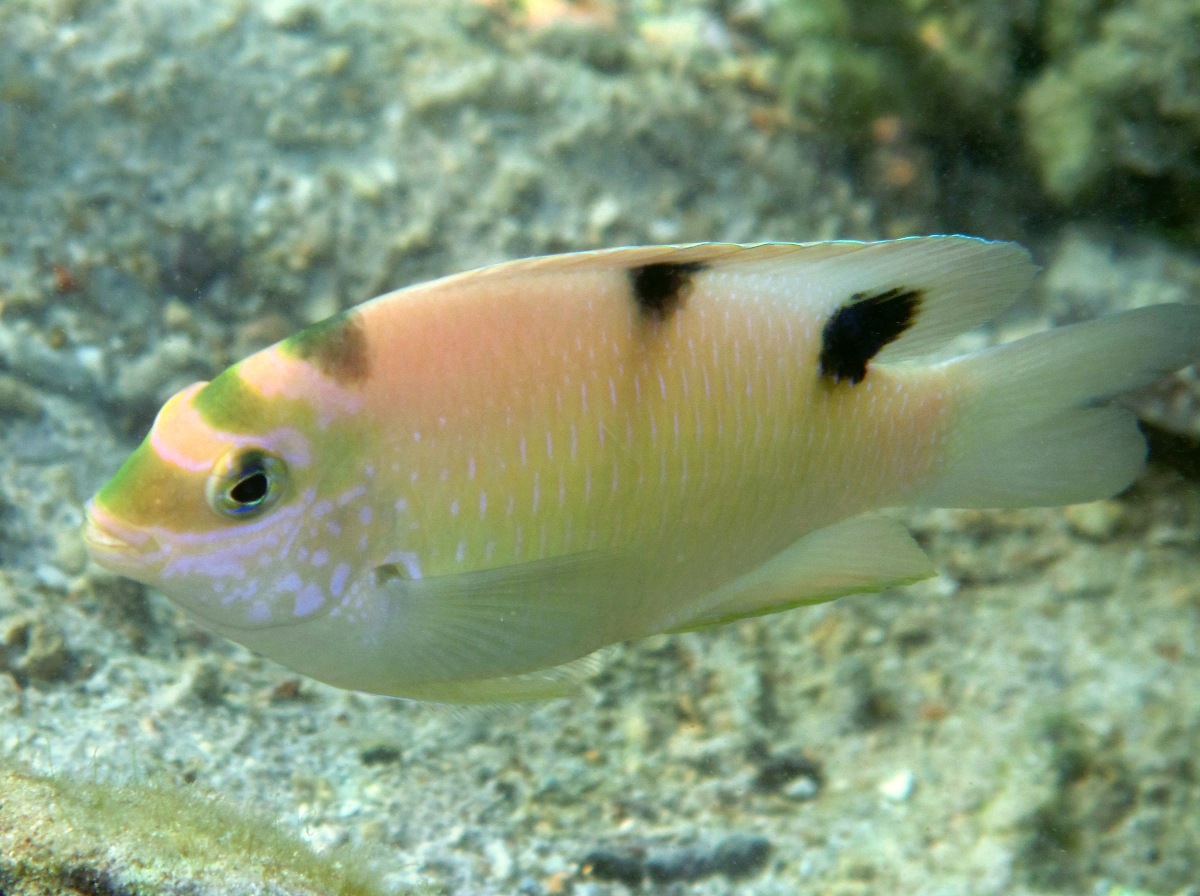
[{"x1": 365, "y1": 550, "x2": 662, "y2": 701}]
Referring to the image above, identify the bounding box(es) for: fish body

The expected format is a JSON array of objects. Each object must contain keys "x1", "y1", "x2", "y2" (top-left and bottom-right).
[{"x1": 83, "y1": 238, "x2": 1200, "y2": 701}]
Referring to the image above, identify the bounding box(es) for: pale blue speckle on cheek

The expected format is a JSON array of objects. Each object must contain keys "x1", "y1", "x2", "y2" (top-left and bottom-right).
[
  {"x1": 330, "y1": 562, "x2": 350, "y2": 597},
  {"x1": 359, "y1": 506, "x2": 373, "y2": 525},
  {"x1": 219, "y1": 579, "x2": 259, "y2": 607},
  {"x1": 311, "y1": 548, "x2": 329, "y2": 567},
  {"x1": 338, "y1": 485, "x2": 367, "y2": 507},
  {"x1": 294, "y1": 583, "x2": 324, "y2": 618},
  {"x1": 279, "y1": 571, "x2": 302, "y2": 593}
]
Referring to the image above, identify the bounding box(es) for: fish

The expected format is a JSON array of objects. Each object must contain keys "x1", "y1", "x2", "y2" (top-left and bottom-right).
[{"x1": 82, "y1": 236, "x2": 1200, "y2": 702}]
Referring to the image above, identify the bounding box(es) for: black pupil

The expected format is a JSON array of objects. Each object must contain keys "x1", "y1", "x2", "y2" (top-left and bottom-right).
[{"x1": 229, "y1": 470, "x2": 269, "y2": 506}]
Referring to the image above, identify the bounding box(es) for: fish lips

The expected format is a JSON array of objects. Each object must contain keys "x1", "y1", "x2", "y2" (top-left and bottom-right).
[{"x1": 82, "y1": 501, "x2": 162, "y2": 578}]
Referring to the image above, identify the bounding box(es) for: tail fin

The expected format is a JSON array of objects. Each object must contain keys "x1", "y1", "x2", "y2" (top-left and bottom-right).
[{"x1": 918, "y1": 304, "x2": 1200, "y2": 508}]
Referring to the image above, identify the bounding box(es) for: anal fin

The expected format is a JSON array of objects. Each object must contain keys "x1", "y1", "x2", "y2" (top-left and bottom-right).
[
  {"x1": 669, "y1": 515, "x2": 934, "y2": 633},
  {"x1": 386, "y1": 652, "x2": 608, "y2": 704}
]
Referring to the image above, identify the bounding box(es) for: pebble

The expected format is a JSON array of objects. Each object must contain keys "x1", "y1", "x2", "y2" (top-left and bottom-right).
[
  {"x1": 262, "y1": 0, "x2": 323, "y2": 30},
  {"x1": 584, "y1": 834, "x2": 771, "y2": 886},
  {"x1": 879, "y1": 769, "x2": 916, "y2": 801},
  {"x1": 582, "y1": 846, "x2": 644, "y2": 887},
  {"x1": 54, "y1": 529, "x2": 89, "y2": 577},
  {"x1": 1049, "y1": 547, "x2": 1123, "y2": 599},
  {"x1": 709, "y1": 834, "x2": 772, "y2": 880},
  {"x1": 862, "y1": 625, "x2": 886, "y2": 646},
  {"x1": 34, "y1": 564, "x2": 72, "y2": 593},
  {"x1": 1063, "y1": 500, "x2": 1125, "y2": 540},
  {"x1": 646, "y1": 833, "x2": 772, "y2": 883},
  {"x1": 587, "y1": 195, "x2": 622, "y2": 238},
  {"x1": 0, "y1": 672, "x2": 21, "y2": 714},
  {"x1": 156, "y1": 657, "x2": 225, "y2": 707},
  {"x1": 0, "y1": 614, "x2": 72, "y2": 683},
  {"x1": 784, "y1": 775, "x2": 821, "y2": 801},
  {"x1": 162, "y1": 300, "x2": 194, "y2": 330},
  {"x1": 583, "y1": 849, "x2": 648, "y2": 892},
  {"x1": 0, "y1": 373, "x2": 42, "y2": 418},
  {"x1": 359, "y1": 744, "x2": 402, "y2": 766},
  {"x1": 752, "y1": 750, "x2": 824, "y2": 797},
  {"x1": 112, "y1": 333, "x2": 204, "y2": 408},
  {"x1": 484, "y1": 839, "x2": 515, "y2": 881},
  {"x1": 0, "y1": 319, "x2": 98, "y2": 396},
  {"x1": 79, "y1": 574, "x2": 153, "y2": 650}
]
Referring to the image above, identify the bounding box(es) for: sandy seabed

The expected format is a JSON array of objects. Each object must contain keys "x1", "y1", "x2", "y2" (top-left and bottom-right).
[{"x1": 1, "y1": 1, "x2": 1198, "y2": 894}]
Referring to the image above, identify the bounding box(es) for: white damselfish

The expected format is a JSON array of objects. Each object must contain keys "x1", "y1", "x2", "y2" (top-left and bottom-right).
[{"x1": 83, "y1": 237, "x2": 1200, "y2": 701}]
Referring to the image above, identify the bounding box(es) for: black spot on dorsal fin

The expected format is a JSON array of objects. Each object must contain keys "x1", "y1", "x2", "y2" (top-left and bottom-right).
[
  {"x1": 629, "y1": 261, "x2": 707, "y2": 322},
  {"x1": 818, "y1": 287, "x2": 923, "y2": 385}
]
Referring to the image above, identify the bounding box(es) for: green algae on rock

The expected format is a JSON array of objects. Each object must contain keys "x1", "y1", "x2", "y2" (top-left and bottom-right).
[{"x1": 0, "y1": 760, "x2": 407, "y2": 896}]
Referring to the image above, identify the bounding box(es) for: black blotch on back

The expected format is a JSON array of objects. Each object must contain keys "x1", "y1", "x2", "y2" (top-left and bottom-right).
[
  {"x1": 286, "y1": 310, "x2": 369, "y2": 384},
  {"x1": 818, "y1": 287, "x2": 923, "y2": 385},
  {"x1": 629, "y1": 261, "x2": 707, "y2": 322}
]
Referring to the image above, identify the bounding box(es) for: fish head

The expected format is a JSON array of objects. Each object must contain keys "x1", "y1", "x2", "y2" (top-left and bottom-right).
[{"x1": 83, "y1": 361, "x2": 373, "y2": 632}]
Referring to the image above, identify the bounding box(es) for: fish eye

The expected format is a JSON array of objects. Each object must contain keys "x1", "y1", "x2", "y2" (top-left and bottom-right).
[{"x1": 207, "y1": 448, "x2": 289, "y2": 520}]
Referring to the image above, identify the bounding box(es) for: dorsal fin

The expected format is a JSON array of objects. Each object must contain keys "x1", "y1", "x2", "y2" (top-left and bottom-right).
[
  {"x1": 367, "y1": 236, "x2": 1035, "y2": 364},
  {"x1": 818, "y1": 237, "x2": 1035, "y2": 363}
]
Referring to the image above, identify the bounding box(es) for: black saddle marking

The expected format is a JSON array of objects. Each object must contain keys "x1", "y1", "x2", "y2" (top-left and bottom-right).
[
  {"x1": 628, "y1": 261, "x2": 707, "y2": 322},
  {"x1": 818, "y1": 287, "x2": 923, "y2": 385}
]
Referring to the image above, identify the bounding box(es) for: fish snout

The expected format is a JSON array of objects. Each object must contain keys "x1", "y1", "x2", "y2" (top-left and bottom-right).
[{"x1": 82, "y1": 501, "x2": 160, "y2": 571}]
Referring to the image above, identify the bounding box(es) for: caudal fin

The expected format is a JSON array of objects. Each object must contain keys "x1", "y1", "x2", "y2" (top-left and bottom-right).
[{"x1": 918, "y1": 304, "x2": 1200, "y2": 508}]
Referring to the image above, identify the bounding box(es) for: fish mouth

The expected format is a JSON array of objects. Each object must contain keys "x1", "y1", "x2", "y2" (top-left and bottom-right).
[{"x1": 82, "y1": 501, "x2": 161, "y2": 573}]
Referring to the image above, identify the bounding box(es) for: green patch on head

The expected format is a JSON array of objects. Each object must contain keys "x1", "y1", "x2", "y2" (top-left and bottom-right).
[
  {"x1": 94, "y1": 437, "x2": 206, "y2": 531},
  {"x1": 283, "y1": 310, "x2": 369, "y2": 384},
  {"x1": 194, "y1": 366, "x2": 270, "y2": 433}
]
